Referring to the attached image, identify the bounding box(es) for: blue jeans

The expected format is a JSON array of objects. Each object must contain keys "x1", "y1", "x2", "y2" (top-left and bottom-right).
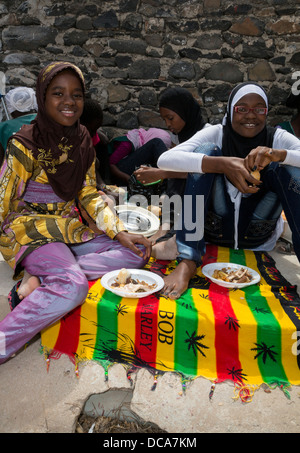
[{"x1": 176, "y1": 143, "x2": 300, "y2": 265}]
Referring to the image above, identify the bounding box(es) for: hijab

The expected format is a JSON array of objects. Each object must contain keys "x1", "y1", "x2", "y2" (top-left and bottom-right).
[
  {"x1": 159, "y1": 87, "x2": 206, "y2": 142},
  {"x1": 12, "y1": 62, "x2": 95, "y2": 201},
  {"x1": 222, "y1": 82, "x2": 276, "y2": 159},
  {"x1": 286, "y1": 90, "x2": 300, "y2": 111},
  {"x1": 5, "y1": 87, "x2": 38, "y2": 115}
]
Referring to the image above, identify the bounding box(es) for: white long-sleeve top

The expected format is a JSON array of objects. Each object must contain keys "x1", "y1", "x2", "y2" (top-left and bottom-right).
[{"x1": 157, "y1": 124, "x2": 300, "y2": 173}]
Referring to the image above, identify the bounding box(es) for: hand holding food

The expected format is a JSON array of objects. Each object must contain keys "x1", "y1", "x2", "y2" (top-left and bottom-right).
[
  {"x1": 244, "y1": 146, "x2": 287, "y2": 173},
  {"x1": 250, "y1": 169, "x2": 260, "y2": 181}
]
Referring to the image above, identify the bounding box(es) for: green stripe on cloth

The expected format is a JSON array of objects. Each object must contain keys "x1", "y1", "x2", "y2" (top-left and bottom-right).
[
  {"x1": 93, "y1": 290, "x2": 120, "y2": 361},
  {"x1": 174, "y1": 289, "x2": 198, "y2": 376},
  {"x1": 244, "y1": 282, "x2": 288, "y2": 385},
  {"x1": 229, "y1": 248, "x2": 246, "y2": 266},
  {"x1": 230, "y1": 248, "x2": 288, "y2": 384}
]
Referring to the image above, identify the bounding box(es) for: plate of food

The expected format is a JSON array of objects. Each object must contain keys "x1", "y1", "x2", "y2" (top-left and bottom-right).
[
  {"x1": 101, "y1": 268, "x2": 164, "y2": 298},
  {"x1": 201, "y1": 262, "x2": 260, "y2": 288},
  {"x1": 115, "y1": 205, "x2": 160, "y2": 237}
]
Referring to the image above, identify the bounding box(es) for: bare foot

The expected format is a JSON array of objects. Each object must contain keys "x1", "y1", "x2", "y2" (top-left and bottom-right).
[
  {"x1": 18, "y1": 270, "x2": 41, "y2": 300},
  {"x1": 151, "y1": 234, "x2": 178, "y2": 260},
  {"x1": 161, "y1": 259, "x2": 197, "y2": 300}
]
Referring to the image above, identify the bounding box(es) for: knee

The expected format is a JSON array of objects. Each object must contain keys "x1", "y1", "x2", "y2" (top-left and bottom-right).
[
  {"x1": 194, "y1": 143, "x2": 221, "y2": 157},
  {"x1": 150, "y1": 138, "x2": 168, "y2": 152},
  {"x1": 130, "y1": 245, "x2": 149, "y2": 268},
  {"x1": 137, "y1": 245, "x2": 149, "y2": 266},
  {"x1": 77, "y1": 279, "x2": 89, "y2": 305},
  {"x1": 64, "y1": 272, "x2": 89, "y2": 309},
  {"x1": 151, "y1": 138, "x2": 165, "y2": 146}
]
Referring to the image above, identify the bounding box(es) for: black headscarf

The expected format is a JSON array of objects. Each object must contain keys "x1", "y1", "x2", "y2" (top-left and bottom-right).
[
  {"x1": 159, "y1": 87, "x2": 206, "y2": 142},
  {"x1": 222, "y1": 82, "x2": 276, "y2": 159},
  {"x1": 286, "y1": 91, "x2": 300, "y2": 111}
]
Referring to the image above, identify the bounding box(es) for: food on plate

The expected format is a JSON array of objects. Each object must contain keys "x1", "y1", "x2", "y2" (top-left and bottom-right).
[
  {"x1": 212, "y1": 267, "x2": 253, "y2": 284},
  {"x1": 111, "y1": 268, "x2": 157, "y2": 293},
  {"x1": 115, "y1": 268, "x2": 131, "y2": 285}
]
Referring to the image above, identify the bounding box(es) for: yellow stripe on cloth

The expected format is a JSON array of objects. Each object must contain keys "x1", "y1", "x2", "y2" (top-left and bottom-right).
[
  {"x1": 156, "y1": 296, "x2": 176, "y2": 373},
  {"x1": 41, "y1": 318, "x2": 61, "y2": 351},
  {"x1": 244, "y1": 250, "x2": 259, "y2": 273},
  {"x1": 117, "y1": 297, "x2": 139, "y2": 354},
  {"x1": 217, "y1": 247, "x2": 230, "y2": 263},
  {"x1": 77, "y1": 280, "x2": 105, "y2": 360},
  {"x1": 228, "y1": 288, "x2": 262, "y2": 385},
  {"x1": 192, "y1": 287, "x2": 217, "y2": 380}
]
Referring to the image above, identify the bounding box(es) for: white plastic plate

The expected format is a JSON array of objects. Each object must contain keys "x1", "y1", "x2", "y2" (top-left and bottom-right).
[
  {"x1": 115, "y1": 205, "x2": 160, "y2": 237},
  {"x1": 202, "y1": 262, "x2": 260, "y2": 288},
  {"x1": 101, "y1": 269, "x2": 164, "y2": 298}
]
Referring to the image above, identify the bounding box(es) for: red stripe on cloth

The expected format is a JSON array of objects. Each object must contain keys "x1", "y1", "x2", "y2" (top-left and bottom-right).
[
  {"x1": 52, "y1": 281, "x2": 100, "y2": 357},
  {"x1": 202, "y1": 243, "x2": 219, "y2": 266},
  {"x1": 88, "y1": 280, "x2": 98, "y2": 289},
  {"x1": 148, "y1": 259, "x2": 169, "y2": 276},
  {"x1": 135, "y1": 295, "x2": 159, "y2": 368},
  {"x1": 209, "y1": 283, "x2": 242, "y2": 383},
  {"x1": 51, "y1": 305, "x2": 82, "y2": 361}
]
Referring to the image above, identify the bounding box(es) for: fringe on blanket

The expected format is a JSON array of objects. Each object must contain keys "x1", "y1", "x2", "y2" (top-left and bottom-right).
[
  {"x1": 40, "y1": 248, "x2": 300, "y2": 403},
  {"x1": 41, "y1": 345, "x2": 292, "y2": 403}
]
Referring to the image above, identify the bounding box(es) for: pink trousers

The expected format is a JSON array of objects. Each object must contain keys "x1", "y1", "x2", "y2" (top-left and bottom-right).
[{"x1": 0, "y1": 235, "x2": 147, "y2": 364}]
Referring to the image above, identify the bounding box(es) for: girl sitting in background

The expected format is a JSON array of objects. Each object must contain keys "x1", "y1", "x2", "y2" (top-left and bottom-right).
[
  {"x1": 108, "y1": 127, "x2": 172, "y2": 186},
  {"x1": 135, "y1": 86, "x2": 208, "y2": 257}
]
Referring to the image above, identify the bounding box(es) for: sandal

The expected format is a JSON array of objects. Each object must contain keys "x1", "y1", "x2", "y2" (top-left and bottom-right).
[
  {"x1": 8, "y1": 281, "x2": 22, "y2": 311},
  {"x1": 276, "y1": 238, "x2": 295, "y2": 255}
]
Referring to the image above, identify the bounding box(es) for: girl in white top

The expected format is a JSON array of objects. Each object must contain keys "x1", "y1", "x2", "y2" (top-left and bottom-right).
[{"x1": 157, "y1": 82, "x2": 300, "y2": 299}]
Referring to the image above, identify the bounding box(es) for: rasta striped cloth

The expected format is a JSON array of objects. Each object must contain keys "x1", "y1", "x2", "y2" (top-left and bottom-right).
[{"x1": 41, "y1": 245, "x2": 300, "y2": 397}]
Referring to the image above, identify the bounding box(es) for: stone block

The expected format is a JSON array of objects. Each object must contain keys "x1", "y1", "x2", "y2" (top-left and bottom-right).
[
  {"x1": 205, "y1": 62, "x2": 243, "y2": 83},
  {"x1": 2, "y1": 25, "x2": 57, "y2": 50},
  {"x1": 248, "y1": 61, "x2": 276, "y2": 81}
]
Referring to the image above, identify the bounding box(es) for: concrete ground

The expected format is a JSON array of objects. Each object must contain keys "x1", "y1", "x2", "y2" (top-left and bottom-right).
[{"x1": 1, "y1": 243, "x2": 300, "y2": 434}]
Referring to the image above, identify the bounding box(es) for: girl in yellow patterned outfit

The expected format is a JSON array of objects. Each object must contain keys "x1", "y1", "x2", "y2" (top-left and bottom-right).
[{"x1": 0, "y1": 62, "x2": 151, "y2": 364}]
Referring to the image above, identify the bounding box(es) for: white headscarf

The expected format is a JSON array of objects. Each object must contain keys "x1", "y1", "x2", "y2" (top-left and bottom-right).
[
  {"x1": 221, "y1": 82, "x2": 274, "y2": 159},
  {"x1": 222, "y1": 83, "x2": 268, "y2": 126},
  {"x1": 5, "y1": 87, "x2": 38, "y2": 115}
]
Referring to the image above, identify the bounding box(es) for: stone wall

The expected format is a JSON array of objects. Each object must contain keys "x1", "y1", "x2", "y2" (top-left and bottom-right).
[{"x1": 0, "y1": 0, "x2": 300, "y2": 135}]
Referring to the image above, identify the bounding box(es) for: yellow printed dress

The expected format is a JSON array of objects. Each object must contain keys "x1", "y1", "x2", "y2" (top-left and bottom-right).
[{"x1": 0, "y1": 138, "x2": 125, "y2": 279}]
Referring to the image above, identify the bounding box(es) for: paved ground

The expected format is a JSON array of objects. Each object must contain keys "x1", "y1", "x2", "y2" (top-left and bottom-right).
[{"x1": 1, "y1": 244, "x2": 300, "y2": 434}]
